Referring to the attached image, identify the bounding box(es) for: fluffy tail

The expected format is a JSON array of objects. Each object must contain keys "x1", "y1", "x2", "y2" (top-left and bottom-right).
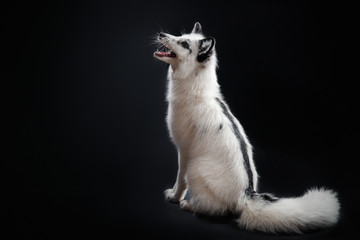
[{"x1": 237, "y1": 188, "x2": 340, "y2": 233}]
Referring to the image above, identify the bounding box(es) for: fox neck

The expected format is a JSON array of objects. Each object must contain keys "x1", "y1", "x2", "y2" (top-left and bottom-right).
[{"x1": 167, "y1": 62, "x2": 220, "y2": 102}]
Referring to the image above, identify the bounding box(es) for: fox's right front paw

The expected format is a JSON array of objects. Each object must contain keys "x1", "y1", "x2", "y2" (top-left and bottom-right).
[{"x1": 164, "y1": 189, "x2": 180, "y2": 203}]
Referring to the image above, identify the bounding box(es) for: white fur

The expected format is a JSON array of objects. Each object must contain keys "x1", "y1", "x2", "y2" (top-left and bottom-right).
[{"x1": 154, "y1": 23, "x2": 340, "y2": 233}]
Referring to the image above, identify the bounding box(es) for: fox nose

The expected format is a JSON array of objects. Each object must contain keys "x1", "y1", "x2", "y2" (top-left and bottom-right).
[{"x1": 159, "y1": 32, "x2": 166, "y2": 38}]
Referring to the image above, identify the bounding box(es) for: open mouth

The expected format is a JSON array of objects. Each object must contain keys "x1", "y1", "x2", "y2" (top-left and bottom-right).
[{"x1": 154, "y1": 47, "x2": 176, "y2": 58}]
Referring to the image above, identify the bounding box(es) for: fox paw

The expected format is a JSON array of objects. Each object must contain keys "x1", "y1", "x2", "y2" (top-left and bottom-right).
[
  {"x1": 180, "y1": 200, "x2": 193, "y2": 212},
  {"x1": 164, "y1": 189, "x2": 181, "y2": 203}
]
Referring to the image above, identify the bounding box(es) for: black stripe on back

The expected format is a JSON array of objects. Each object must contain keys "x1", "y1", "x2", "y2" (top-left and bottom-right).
[{"x1": 216, "y1": 98, "x2": 254, "y2": 194}]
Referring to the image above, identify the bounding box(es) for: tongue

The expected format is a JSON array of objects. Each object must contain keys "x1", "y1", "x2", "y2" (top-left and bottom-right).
[{"x1": 155, "y1": 51, "x2": 176, "y2": 58}]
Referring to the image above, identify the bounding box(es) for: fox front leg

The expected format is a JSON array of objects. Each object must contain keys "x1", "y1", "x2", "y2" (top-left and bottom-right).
[{"x1": 164, "y1": 151, "x2": 188, "y2": 202}]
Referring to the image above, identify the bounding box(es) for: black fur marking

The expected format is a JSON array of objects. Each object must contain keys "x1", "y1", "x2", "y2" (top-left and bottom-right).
[
  {"x1": 219, "y1": 123, "x2": 223, "y2": 130},
  {"x1": 178, "y1": 41, "x2": 192, "y2": 54},
  {"x1": 246, "y1": 189, "x2": 256, "y2": 197},
  {"x1": 259, "y1": 193, "x2": 279, "y2": 202},
  {"x1": 246, "y1": 190, "x2": 279, "y2": 203},
  {"x1": 197, "y1": 50, "x2": 213, "y2": 62},
  {"x1": 216, "y1": 98, "x2": 254, "y2": 194},
  {"x1": 197, "y1": 38, "x2": 215, "y2": 63}
]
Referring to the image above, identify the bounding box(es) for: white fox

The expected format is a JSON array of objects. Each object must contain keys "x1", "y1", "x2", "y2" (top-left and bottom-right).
[{"x1": 154, "y1": 22, "x2": 340, "y2": 233}]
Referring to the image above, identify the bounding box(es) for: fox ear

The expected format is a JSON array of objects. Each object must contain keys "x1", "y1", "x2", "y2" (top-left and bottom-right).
[
  {"x1": 191, "y1": 22, "x2": 202, "y2": 34},
  {"x1": 197, "y1": 37, "x2": 215, "y2": 62}
]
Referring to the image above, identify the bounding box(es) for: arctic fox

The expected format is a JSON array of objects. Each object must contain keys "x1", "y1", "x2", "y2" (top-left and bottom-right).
[{"x1": 154, "y1": 22, "x2": 340, "y2": 233}]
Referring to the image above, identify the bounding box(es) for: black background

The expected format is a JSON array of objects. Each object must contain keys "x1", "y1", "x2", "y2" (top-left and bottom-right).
[{"x1": 5, "y1": 0, "x2": 358, "y2": 239}]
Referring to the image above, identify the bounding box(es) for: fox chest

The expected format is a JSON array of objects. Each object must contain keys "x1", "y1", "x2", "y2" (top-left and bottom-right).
[{"x1": 166, "y1": 102, "x2": 199, "y2": 145}]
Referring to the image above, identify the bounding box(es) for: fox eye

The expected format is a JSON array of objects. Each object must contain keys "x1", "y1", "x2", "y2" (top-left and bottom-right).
[{"x1": 181, "y1": 41, "x2": 189, "y2": 49}]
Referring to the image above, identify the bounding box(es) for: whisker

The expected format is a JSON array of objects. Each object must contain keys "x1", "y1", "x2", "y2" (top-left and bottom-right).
[{"x1": 180, "y1": 26, "x2": 186, "y2": 35}]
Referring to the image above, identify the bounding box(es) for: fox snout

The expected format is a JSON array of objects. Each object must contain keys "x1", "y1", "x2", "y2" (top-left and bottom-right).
[
  {"x1": 158, "y1": 32, "x2": 171, "y2": 46},
  {"x1": 159, "y1": 32, "x2": 167, "y2": 38}
]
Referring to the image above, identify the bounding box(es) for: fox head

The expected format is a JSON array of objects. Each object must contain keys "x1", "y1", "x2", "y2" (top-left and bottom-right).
[{"x1": 154, "y1": 22, "x2": 216, "y2": 73}]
